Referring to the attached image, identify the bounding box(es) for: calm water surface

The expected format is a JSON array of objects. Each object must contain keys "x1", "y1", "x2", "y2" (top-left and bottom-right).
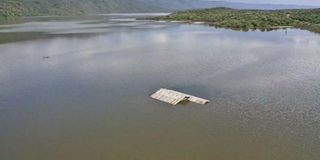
[{"x1": 0, "y1": 14, "x2": 320, "y2": 160}]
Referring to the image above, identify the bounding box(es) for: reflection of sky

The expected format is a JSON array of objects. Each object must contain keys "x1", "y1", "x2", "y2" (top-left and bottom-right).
[
  {"x1": 0, "y1": 15, "x2": 169, "y2": 34},
  {"x1": 1, "y1": 22, "x2": 320, "y2": 108}
]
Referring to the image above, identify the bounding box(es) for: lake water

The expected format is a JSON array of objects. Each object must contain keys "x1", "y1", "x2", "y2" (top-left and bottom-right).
[{"x1": 0, "y1": 14, "x2": 320, "y2": 160}]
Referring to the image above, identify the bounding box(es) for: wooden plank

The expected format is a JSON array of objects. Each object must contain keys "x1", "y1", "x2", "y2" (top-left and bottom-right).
[
  {"x1": 151, "y1": 88, "x2": 209, "y2": 105},
  {"x1": 188, "y1": 96, "x2": 210, "y2": 105},
  {"x1": 151, "y1": 88, "x2": 186, "y2": 105}
]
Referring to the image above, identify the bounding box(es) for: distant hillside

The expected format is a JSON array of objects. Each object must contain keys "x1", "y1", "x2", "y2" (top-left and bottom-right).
[
  {"x1": 1, "y1": 0, "x2": 318, "y2": 21},
  {"x1": 0, "y1": 0, "x2": 163, "y2": 20}
]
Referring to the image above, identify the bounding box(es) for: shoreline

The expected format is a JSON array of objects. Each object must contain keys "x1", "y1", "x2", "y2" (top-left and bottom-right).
[{"x1": 144, "y1": 7, "x2": 320, "y2": 33}]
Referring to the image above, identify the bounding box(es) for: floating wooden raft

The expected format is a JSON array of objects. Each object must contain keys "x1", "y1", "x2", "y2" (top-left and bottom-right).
[{"x1": 151, "y1": 88, "x2": 210, "y2": 105}]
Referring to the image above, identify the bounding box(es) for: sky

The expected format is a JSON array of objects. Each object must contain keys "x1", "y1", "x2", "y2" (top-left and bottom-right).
[{"x1": 227, "y1": 0, "x2": 320, "y2": 6}]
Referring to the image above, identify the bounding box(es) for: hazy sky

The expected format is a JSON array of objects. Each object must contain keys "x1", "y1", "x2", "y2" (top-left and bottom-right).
[{"x1": 227, "y1": 0, "x2": 320, "y2": 6}]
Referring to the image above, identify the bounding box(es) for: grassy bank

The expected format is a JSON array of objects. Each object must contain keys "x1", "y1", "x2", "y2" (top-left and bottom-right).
[{"x1": 147, "y1": 7, "x2": 320, "y2": 33}]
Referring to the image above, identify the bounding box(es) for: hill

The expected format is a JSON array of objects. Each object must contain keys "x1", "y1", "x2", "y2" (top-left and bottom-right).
[
  {"x1": 0, "y1": 0, "x2": 163, "y2": 20},
  {"x1": 147, "y1": 7, "x2": 320, "y2": 33},
  {"x1": 1, "y1": 0, "x2": 318, "y2": 21}
]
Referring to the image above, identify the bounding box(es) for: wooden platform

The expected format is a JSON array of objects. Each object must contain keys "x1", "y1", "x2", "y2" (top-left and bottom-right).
[{"x1": 151, "y1": 88, "x2": 209, "y2": 105}]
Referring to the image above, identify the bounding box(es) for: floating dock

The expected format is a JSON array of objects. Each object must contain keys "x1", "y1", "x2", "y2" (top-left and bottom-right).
[{"x1": 151, "y1": 88, "x2": 210, "y2": 105}]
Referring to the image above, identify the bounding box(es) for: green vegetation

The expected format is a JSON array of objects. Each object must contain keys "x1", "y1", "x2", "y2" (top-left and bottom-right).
[
  {"x1": 1, "y1": 0, "x2": 318, "y2": 23},
  {"x1": 148, "y1": 7, "x2": 320, "y2": 33},
  {"x1": 139, "y1": 0, "x2": 318, "y2": 10},
  {"x1": 0, "y1": 0, "x2": 162, "y2": 22}
]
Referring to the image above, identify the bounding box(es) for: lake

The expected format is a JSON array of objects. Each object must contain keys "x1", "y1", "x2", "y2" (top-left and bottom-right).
[{"x1": 0, "y1": 14, "x2": 319, "y2": 160}]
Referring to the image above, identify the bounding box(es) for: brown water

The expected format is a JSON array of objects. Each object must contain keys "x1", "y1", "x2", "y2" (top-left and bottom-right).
[{"x1": 0, "y1": 14, "x2": 320, "y2": 160}]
